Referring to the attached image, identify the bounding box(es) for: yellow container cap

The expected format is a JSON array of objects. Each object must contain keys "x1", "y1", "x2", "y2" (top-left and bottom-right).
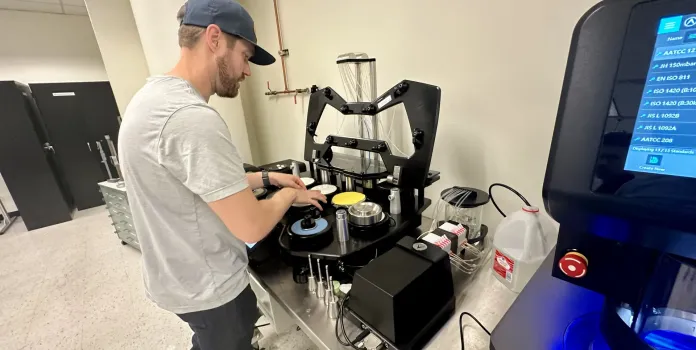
[{"x1": 332, "y1": 192, "x2": 366, "y2": 207}]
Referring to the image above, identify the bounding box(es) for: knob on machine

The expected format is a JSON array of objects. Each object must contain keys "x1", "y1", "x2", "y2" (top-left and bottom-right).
[
  {"x1": 559, "y1": 251, "x2": 588, "y2": 279},
  {"x1": 289, "y1": 215, "x2": 333, "y2": 251},
  {"x1": 300, "y1": 215, "x2": 316, "y2": 230}
]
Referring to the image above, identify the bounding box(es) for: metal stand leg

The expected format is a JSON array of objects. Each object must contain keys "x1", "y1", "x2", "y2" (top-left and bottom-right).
[{"x1": 0, "y1": 199, "x2": 17, "y2": 234}]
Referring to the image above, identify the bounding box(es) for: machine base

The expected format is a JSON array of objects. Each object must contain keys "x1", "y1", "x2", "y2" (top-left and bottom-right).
[
  {"x1": 347, "y1": 299, "x2": 454, "y2": 350},
  {"x1": 278, "y1": 199, "x2": 431, "y2": 260},
  {"x1": 491, "y1": 250, "x2": 607, "y2": 350}
]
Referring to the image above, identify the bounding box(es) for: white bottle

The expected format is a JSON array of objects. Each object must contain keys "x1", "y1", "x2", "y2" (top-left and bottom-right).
[{"x1": 491, "y1": 206, "x2": 559, "y2": 293}]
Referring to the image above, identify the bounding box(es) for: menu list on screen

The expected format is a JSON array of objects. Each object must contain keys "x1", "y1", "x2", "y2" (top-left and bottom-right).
[{"x1": 624, "y1": 14, "x2": 696, "y2": 179}]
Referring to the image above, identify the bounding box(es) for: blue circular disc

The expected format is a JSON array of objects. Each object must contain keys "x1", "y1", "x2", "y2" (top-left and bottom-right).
[{"x1": 291, "y1": 218, "x2": 329, "y2": 236}]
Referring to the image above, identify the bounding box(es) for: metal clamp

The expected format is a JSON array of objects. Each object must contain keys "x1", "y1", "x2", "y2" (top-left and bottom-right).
[
  {"x1": 316, "y1": 259, "x2": 325, "y2": 299},
  {"x1": 308, "y1": 255, "x2": 317, "y2": 295},
  {"x1": 386, "y1": 165, "x2": 402, "y2": 185}
]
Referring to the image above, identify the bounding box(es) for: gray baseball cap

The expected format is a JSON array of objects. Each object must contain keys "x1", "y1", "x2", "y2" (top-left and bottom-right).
[{"x1": 181, "y1": 0, "x2": 276, "y2": 66}]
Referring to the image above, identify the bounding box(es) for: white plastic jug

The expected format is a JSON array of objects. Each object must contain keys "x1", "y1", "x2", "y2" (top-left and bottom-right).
[{"x1": 491, "y1": 206, "x2": 559, "y2": 292}]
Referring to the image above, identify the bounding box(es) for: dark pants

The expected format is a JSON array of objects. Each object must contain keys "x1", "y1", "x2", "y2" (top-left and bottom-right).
[{"x1": 177, "y1": 285, "x2": 259, "y2": 350}]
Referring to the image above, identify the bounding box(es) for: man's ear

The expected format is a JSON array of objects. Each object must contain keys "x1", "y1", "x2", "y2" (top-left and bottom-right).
[{"x1": 205, "y1": 24, "x2": 223, "y2": 52}]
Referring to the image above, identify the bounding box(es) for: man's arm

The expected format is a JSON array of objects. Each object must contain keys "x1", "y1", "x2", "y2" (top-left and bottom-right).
[
  {"x1": 209, "y1": 187, "x2": 296, "y2": 243},
  {"x1": 158, "y1": 106, "x2": 325, "y2": 244},
  {"x1": 209, "y1": 187, "x2": 326, "y2": 243},
  {"x1": 246, "y1": 172, "x2": 264, "y2": 190},
  {"x1": 159, "y1": 106, "x2": 294, "y2": 243},
  {"x1": 247, "y1": 171, "x2": 306, "y2": 190}
]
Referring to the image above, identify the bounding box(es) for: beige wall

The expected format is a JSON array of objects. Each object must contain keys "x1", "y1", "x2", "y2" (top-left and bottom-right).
[
  {"x1": 238, "y1": 0, "x2": 597, "y2": 226},
  {"x1": 129, "y1": 0, "x2": 255, "y2": 163},
  {"x1": 85, "y1": 0, "x2": 151, "y2": 115},
  {"x1": 0, "y1": 10, "x2": 107, "y2": 83}
]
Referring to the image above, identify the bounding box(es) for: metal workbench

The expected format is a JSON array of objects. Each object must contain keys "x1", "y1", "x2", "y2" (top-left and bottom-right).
[{"x1": 249, "y1": 251, "x2": 518, "y2": 349}]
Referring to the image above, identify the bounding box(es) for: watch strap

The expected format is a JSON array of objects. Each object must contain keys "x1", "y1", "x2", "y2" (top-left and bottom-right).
[{"x1": 262, "y1": 170, "x2": 272, "y2": 187}]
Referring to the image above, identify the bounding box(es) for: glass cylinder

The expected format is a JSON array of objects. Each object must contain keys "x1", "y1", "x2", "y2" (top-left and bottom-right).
[{"x1": 634, "y1": 255, "x2": 696, "y2": 349}]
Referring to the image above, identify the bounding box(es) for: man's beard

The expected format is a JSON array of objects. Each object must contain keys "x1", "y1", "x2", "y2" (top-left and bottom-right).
[{"x1": 215, "y1": 57, "x2": 240, "y2": 98}]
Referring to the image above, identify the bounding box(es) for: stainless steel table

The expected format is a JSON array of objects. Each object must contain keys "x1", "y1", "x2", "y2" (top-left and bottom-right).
[{"x1": 249, "y1": 254, "x2": 518, "y2": 349}]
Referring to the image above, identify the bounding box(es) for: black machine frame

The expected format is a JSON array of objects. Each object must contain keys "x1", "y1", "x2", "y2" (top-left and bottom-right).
[
  {"x1": 493, "y1": 0, "x2": 696, "y2": 349},
  {"x1": 272, "y1": 80, "x2": 443, "y2": 262},
  {"x1": 543, "y1": 0, "x2": 696, "y2": 306},
  {"x1": 303, "y1": 80, "x2": 442, "y2": 190}
]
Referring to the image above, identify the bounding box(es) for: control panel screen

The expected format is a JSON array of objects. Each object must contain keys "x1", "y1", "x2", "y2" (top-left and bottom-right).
[{"x1": 624, "y1": 14, "x2": 696, "y2": 179}]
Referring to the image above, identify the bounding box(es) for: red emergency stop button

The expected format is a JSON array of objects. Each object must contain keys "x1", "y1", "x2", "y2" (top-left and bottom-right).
[{"x1": 559, "y1": 252, "x2": 588, "y2": 278}]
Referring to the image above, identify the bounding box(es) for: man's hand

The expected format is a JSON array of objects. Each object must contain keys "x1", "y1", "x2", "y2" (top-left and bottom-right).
[
  {"x1": 270, "y1": 173, "x2": 306, "y2": 190},
  {"x1": 295, "y1": 190, "x2": 327, "y2": 210}
]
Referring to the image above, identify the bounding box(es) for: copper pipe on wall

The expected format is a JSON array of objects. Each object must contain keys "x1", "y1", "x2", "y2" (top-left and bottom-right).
[
  {"x1": 265, "y1": 81, "x2": 309, "y2": 96},
  {"x1": 272, "y1": 0, "x2": 289, "y2": 91},
  {"x1": 267, "y1": 0, "x2": 312, "y2": 104}
]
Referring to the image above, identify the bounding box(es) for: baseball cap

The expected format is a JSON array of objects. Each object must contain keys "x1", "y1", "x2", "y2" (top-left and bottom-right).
[{"x1": 181, "y1": 0, "x2": 276, "y2": 66}]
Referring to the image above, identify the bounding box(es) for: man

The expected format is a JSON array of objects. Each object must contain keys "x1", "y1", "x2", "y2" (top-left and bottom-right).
[{"x1": 118, "y1": 0, "x2": 326, "y2": 349}]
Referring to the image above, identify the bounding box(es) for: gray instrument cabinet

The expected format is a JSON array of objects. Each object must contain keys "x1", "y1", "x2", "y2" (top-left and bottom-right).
[{"x1": 98, "y1": 181, "x2": 139, "y2": 250}]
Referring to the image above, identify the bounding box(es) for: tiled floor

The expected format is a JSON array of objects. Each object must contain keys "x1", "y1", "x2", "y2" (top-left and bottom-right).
[{"x1": 0, "y1": 207, "x2": 316, "y2": 350}]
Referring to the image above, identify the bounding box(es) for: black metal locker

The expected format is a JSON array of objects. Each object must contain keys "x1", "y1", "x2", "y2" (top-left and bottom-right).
[
  {"x1": 31, "y1": 82, "x2": 121, "y2": 211},
  {"x1": 0, "y1": 81, "x2": 73, "y2": 230}
]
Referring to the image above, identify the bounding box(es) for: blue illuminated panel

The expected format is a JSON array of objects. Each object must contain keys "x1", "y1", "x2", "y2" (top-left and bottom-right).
[
  {"x1": 642, "y1": 330, "x2": 696, "y2": 350},
  {"x1": 624, "y1": 14, "x2": 696, "y2": 179}
]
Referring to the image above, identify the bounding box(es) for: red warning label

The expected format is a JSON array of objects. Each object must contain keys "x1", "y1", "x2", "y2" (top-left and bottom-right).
[{"x1": 493, "y1": 250, "x2": 515, "y2": 283}]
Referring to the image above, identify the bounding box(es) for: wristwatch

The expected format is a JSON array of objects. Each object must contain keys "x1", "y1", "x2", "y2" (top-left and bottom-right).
[{"x1": 262, "y1": 170, "x2": 272, "y2": 187}]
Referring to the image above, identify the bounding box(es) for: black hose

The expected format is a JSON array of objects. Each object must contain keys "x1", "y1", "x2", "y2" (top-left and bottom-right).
[
  {"x1": 459, "y1": 312, "x2": 491, "y2": 350},
  {"x1": 488, "y1": 183, "x2": 532, "y2": 218},
  {"x1": 335, "y1": 296, "x2": 367, "y2": 349}
]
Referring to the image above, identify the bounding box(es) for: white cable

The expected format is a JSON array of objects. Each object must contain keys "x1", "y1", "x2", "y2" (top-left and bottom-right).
[
  {"x1": 340, "y1": 65, "x2": 358, "y2": 102},
  {"x1": 337, "y1": 66, "x2": 353, "y2": 134},
  {"x1": 338, "y1": 60, "x2": 380, "y2": 169},
  {"x1": 449, "y1": 255, "x2": 472, "y2": 273},
  {"x1": 423, "y1": 186, "x2": 490, "y2": 275},
  {"x1": 342, "y1": 62, "x2": 372, "y2": 101},
  {"x1": 362, "y1": 116, "x2": 371, "y2": 139},
  {"x1": 447, "y1": 189, "x2": 470, "y2": 229},
  {"x1": 386, "y1": 107, "x2": 397, "y2": 138},
  {"x1": 378, "y1": 110, "x2": 410, "y2": 157},
  {"x1": 344, "y1": 65, "x2": 359, "y2": 101},
  {"x1": 428, "y1": 188, "x2": 459, "y2": 233},
  {"x1": 337, "y1": 110, "x2": 347, "y2": 134},
  {"x1": 432, "y1": 189, "x2": 456, "y2": 231},
  {"x1": 423, "y1": 187, "x2": 487, "y2": 275}
]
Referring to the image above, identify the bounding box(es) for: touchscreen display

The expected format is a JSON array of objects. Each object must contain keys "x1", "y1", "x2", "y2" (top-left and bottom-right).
[{"x1": 624, "y1": 14, "x2": 696, "y2": 179}]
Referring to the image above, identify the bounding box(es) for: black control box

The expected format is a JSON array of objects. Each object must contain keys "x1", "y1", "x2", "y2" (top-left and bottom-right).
[{"x1": 348, "y1": 236, "x2": 455, "y2": 349}]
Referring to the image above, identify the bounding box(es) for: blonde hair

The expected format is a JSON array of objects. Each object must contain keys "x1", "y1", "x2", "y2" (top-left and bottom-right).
[
  {"x1": 177, "y1": 3, "x2": 205, "y2": 48},
  {"x1": 176, "y1": 3, "x2": 237, "y2": 49}
]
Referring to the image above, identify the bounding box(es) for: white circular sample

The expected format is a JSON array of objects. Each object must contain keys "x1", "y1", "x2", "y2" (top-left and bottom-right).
[
  {"x1": 301, "y1": 177, "x2": 315, "y2": 187},
  {"x1": 312, "y1": 184, "x2": 338, "y2": 195}
]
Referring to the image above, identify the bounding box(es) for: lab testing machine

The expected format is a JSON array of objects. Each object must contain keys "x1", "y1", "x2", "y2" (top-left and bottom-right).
[
  {"x1": 248, "y1": 76, "x2": 467, "y2": 348},
  {"x1": 492, "y1": 0, "x2": 696, "y2": 348},
  {"x1": 249, "y1": 78, "x2": 444, "y2": 270}
]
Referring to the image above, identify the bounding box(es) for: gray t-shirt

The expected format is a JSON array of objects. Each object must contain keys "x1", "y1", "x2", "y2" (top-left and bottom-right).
[{"x1": 119, "y1": 76, "x2": 250, "y2": 314}]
